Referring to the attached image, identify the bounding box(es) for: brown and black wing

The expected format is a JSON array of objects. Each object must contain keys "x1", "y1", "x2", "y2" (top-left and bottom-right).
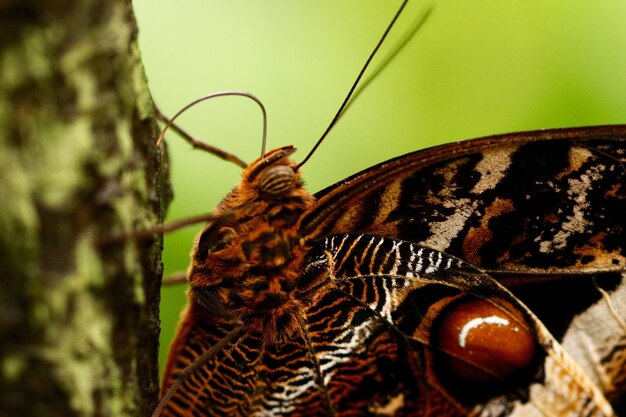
[
  {"x1": 299, "y1": 126, "x2": 626, "y2": 414},
  {"x1": 162, "y1": 126, "x2": 625, "y2": 416},
  {"x1": 302, "y1": 125, "x2": 625, "y2": 272},
  {"x1": 161, "y1": 302, "x2": 266, "y2": 417},
  {"x1": 165, "y1": 233, "x2": 610, "y2": 416},
  {"x1": 159, "y1": 238, "x2": 491, "y2": 417},
  {"x1": 294, "y1": 233, "x2": 616, "y2": 417}
]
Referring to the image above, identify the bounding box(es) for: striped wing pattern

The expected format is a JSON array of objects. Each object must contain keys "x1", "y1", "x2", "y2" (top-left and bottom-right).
[
  {"x1": 164, "y1": 233, "x2": 493, "y2": 416},
  {"x1": 317, "y1": 234, "x2": 615, "y2": 417},
  {"x1": 161, "y1": 127, "x2": 626, "y2": 416},
  {"x1": 303, "y1": 127, "x2": 626, "y2": 273},
  {"x1": 300, "y1": 128, "x2": 626, "y2": 415},
  {"x1": 163, "y1": 232, "x2": 615, "y2": 416}
]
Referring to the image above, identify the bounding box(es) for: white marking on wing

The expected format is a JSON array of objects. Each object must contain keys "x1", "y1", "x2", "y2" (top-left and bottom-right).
[
  {"x1": 422, "y1": 198, "x2": 479, "y2": 251},
  {"x1": 471, "y1": 148, "x2": 514, "y2": 194},
  {"x1": 319, "y1": 317, "x2": 376, "y2": 385},
  {"x1": 538, "y1": 165, "x2": 603, "y2": 253},
  {"x1": 458, "y1": 315, "x2": 510, "y2": 348},
  {"x1": 388, "y1": 240, "x2": 402, "y2": 275}
]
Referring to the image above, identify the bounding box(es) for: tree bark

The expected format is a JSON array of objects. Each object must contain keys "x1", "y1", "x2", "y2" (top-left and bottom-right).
[{"x1": 0, "y1": 1, "x2": 166, "y2": 416}]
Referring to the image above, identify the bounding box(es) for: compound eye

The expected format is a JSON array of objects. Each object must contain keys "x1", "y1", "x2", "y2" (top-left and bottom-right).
[{"x1": 259, "y1": 165, "x2": 296, "y2": 196}]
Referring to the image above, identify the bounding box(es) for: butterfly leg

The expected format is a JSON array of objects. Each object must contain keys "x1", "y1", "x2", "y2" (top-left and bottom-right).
[
  {"x1": 161, "y1": 271, "x2": 187, "y2": 286},
  {"x1": 152, "y1": 288, "x2": 243, "y2": 417},
  {"x1": 99, "y1": 212, "x2": 224, "y2": 246}
]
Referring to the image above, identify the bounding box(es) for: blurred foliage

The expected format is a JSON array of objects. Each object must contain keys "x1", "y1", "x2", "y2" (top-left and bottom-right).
[{"x1": 132, "y1": 1, "x2": 626, "y2": 373}]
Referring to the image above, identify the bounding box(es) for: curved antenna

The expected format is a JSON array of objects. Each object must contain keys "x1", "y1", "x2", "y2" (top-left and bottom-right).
[
  {"x1": 296, "y1": 0, "x2": 410, "y2": 170},
  {"x1": 156, "y1": 91, "x2": 268, "y2": 163}
]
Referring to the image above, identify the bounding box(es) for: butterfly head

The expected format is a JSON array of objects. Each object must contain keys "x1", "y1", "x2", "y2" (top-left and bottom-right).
[
  {"x1": 243, "y1": 145, "x2": 301, "y2": 200},
  {"x1": 187, "y1": 145, "x2": 316, "y2": 343}
]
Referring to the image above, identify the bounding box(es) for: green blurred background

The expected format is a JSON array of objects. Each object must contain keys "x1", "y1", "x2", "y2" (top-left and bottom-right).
[{"x1": 132, "y1": 1, "x2": 626, "y2": 374}]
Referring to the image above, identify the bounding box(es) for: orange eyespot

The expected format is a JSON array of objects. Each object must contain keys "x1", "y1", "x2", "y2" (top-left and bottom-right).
[{"x1": 434, "y1": 297, "x2": 537, "y2": 383}]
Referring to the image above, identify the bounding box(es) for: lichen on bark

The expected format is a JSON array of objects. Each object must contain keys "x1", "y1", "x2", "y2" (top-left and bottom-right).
[{"x1": 0, "y1": 1, "x2": 166, "y2": 416}]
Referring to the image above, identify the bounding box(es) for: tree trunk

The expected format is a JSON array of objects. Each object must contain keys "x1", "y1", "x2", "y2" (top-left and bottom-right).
[{"x1": 0, "y1": 1, "x2": 166, "y2": 416}]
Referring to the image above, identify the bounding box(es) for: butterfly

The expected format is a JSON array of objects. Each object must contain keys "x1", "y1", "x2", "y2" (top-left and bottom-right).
[
  {"x1": 156, "y1": 124, "x2": 626, "y2": 417},
  {"x1": 148, "y1": 3, "x2": 626, "y2": 417}
]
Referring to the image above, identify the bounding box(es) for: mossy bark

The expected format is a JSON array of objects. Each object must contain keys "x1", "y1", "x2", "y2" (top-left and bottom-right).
[{"x1": 0, "y1": 1, "x2": 167, "y2": 416}]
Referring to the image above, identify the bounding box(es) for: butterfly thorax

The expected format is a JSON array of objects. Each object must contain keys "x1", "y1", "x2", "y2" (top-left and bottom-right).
[{"x1": 187, "y1": 146, "x2": 316, "y2": 344}]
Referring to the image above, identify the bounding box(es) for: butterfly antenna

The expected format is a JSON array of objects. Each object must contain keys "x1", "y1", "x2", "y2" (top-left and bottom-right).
[
  {"x1": 339, "y1": 5, "x2": 432, "y2": 118},
  {"x1": 297, "y1": 0, "x2": 410, "y2": 170},
  {"x1": 156, "y1": 91, "x2": 268, "y2": 166},
  {"x1": 155, "y1": 108, "x2": 247, "y2": 168}
]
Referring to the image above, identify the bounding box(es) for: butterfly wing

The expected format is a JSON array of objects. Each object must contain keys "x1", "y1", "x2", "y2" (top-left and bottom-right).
[
  {"x1": 161, "y1": 302, "x2": 264, "y2": 416},
  {"x1": 301, "y1": 233, "x2": 615, "y2": 416},
  {"x1": 299, "y1": 125, "x2": 626, "y2": 415},
  {"x1": 162, "y1": 126, "x2": 625, "y2": 416},
  {"x1": 167, "y1": 232, "x2": 611, "y2": 416},
  {"x1": 160, "y1": 241, "x2": 481, "y2": 417},
  {"x1": 161, "y1": 306, "x2": 335, "y2": 417},
  {"x1": 302, "y1": 125, "x2": 625, "y2": 272}
]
